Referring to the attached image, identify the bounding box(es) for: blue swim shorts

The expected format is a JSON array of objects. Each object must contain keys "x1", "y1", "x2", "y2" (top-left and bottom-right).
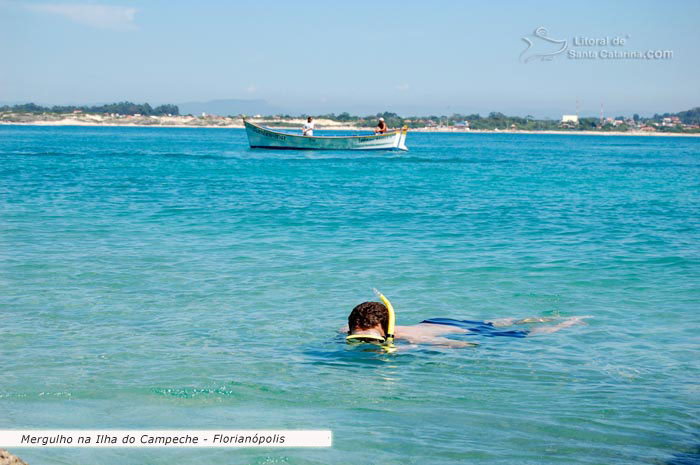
[{"x1": 420, "y1": 318, "x2": 529, "y2": 338}]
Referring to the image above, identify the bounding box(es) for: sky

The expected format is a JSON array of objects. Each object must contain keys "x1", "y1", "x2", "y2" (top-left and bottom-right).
[{"x1": 1, "y1": 0, "x2": 699, "y2": 117}]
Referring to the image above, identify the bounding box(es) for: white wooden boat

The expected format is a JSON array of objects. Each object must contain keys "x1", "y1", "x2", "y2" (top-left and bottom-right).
[{"x1": 244, "y1": 119, "x2": 408, "y2": 151}]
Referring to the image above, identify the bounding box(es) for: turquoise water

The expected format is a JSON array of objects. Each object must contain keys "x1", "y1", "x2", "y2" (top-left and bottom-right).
[{"x1": 1, "y1": 126, "x2": 699, "y2": 465}]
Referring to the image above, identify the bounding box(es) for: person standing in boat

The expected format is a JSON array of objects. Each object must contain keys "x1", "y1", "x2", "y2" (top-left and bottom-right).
[
  {"x1": 374, "y1": 117, "x2": 388, "y2": 134},
  {"x1": 302, "y1": 117, "x2": 314, "y2": 136}
]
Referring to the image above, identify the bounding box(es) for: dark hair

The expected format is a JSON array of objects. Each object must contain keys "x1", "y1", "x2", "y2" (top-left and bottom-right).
[
  {"x1": 308, "y1": 117, "x2": 313, "y2": 122},
  {"x1": 348, "y1": 301, "x2": 388, "y2": 335}
]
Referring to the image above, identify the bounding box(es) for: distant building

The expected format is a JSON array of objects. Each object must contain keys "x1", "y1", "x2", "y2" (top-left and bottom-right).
[
  {"x1": 561, "y1": 115, "x2": 578, "y2": 128},
  {"x1": 641, "y1": 125, "x2": 656, "y2": 132},
  {"x1": 561, "y1": 115, "x2": 579, "y2": 125}
]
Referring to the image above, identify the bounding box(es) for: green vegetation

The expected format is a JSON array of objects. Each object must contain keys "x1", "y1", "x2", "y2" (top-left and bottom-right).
[
  {"x1": 312, "y1": 111, "x2": 621, "y2": 131},
  {"x1": 307, "y1": 108, "x2": 699, "y2": 132},
  {"x1": 0, "y1": 102, "x2": 179, "y2": 116},
  {"x1": 1, "y1": 102, "x2": 699, "y2": 133},
  {"x1": 652, "y1": 107, "x2": 700, "y2": 125}
]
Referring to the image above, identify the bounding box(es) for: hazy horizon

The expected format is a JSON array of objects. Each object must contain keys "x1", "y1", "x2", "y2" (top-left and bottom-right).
[
  {"x1": 3, "y1": 0, "x2": 699, "y2": 118},
  {"x1": 2, "y1": 97, "x2": 696, "y2": 120}
]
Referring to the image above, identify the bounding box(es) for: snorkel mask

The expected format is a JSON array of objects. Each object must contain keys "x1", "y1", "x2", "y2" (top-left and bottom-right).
[{"x1": 346, "y1": 288, "x2": 396, "y2": 349}]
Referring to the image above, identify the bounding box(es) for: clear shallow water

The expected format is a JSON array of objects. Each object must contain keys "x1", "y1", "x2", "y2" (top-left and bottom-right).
[{"x1": 1, "y1": 126, "x2": 699, "y2": 465}]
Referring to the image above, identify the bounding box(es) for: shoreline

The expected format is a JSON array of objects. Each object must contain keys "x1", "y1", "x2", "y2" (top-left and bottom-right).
[{"x1": 1, "y1": 120, "x2": 698, "y2": 137}]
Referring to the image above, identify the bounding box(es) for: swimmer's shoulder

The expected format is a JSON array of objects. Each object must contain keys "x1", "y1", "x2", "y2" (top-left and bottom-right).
[{"x1": 396, "y1": 324, "x2": 469, "y2": 338}]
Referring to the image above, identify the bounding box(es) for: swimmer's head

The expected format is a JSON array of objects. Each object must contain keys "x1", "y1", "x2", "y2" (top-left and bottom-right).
[{"x1": 347, "y1": 301, "x2": 389, "y2": 338}]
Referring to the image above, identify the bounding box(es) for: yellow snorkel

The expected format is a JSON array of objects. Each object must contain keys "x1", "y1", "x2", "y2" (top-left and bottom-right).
[
  {"x1": 374, "y1": 288, "x2": 395, "y2": 346},
  {"x1": 345, "y1": 288, "x2": 396, "y2": 350}
]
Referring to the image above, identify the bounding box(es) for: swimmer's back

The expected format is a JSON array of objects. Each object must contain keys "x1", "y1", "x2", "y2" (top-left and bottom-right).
[{"x1": 421, "y1": 318, "x2": 529, "y2": 338}]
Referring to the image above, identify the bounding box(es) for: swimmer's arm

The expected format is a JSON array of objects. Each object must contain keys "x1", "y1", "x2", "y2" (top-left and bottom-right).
[
  {"x1": 433, "y1": 337, "x2": 478, "y2": 348},
  {"x1": 528, "y1": 316, "x2": 592, "y2": 335},
  {"x1": 398, "y1": 333, "x2": 477, "y2": 348}
]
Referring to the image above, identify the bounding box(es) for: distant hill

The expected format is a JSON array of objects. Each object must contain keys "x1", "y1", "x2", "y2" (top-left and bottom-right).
[
  {"x1": 178, "y1": 99, "x2": 281, "y2": 116},
  {"x1": 653, "y1": 106, "x2": 700, "y2": 124},
  {"x1": 0, "y1": 101, "x2": 178, "y2": 116}
]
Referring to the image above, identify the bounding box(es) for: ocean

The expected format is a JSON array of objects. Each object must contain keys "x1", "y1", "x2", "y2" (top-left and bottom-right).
[{"x1": 1, "y1": 125, "x2": 699, "y2": 464}]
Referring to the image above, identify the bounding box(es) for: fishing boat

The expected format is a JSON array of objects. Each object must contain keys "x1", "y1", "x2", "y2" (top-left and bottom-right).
[{"x1": 244, "y1": 119, "x2": 408, "y2": 151}]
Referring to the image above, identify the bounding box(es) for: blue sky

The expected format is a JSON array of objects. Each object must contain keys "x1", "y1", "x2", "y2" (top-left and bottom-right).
[{"x1": 2, "y1": 0, "x2": 699, "y2": 117}]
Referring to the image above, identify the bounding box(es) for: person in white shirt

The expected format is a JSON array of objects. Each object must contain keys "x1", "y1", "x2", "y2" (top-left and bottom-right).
[{"x1": 302, "y1": 117, "x2": 314, "y2": 136}]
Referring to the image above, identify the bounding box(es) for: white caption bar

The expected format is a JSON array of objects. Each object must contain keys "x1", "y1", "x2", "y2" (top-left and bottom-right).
[{"x1": 0, "y1": 430, "x2": 332, "y2": 448}]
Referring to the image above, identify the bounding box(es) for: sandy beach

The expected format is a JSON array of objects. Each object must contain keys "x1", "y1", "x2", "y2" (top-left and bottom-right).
[
  {"x1": 409, "y1": 128, "x2": 700, "y2": 137},
  {"x1": 0, "y1": 114, "x2": 350, "y2": 130},
  {"x1": 1, "y1": 113, "x2": 698, "y2": 137}
]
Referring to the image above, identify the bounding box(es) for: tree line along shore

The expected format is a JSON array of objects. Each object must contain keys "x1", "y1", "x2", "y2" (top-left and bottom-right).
[{"x1": 2, "y1": 102, "x2": 699, "y2": 134}]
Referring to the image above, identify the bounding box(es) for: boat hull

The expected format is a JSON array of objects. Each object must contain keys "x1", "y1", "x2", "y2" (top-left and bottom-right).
[{"x1": 244, "y1": 120, "x2": 408, "y2": 151}]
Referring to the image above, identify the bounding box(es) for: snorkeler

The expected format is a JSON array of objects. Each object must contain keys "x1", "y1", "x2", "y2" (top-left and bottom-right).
[{"x1": 344, "y1": 290, "x2": 590, "y2": 349}]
